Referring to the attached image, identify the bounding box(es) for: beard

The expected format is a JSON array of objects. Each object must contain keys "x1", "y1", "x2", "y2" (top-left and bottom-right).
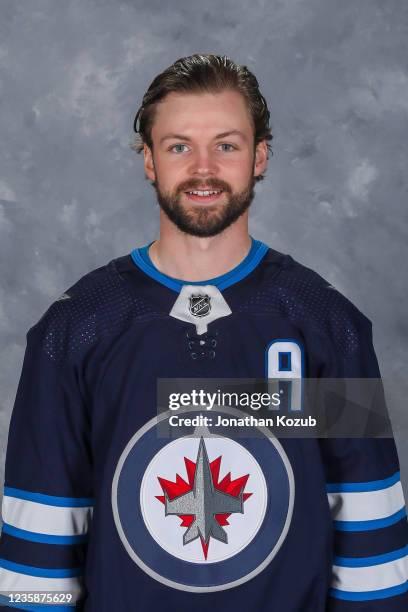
[{"x1": 152, "y1": 174, "x2": 256, "y2": 238}]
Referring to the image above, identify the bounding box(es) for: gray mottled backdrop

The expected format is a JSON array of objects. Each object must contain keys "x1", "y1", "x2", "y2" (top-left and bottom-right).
[{"x1": 1, "y1": 0, "x2": 407, "y2": 515}]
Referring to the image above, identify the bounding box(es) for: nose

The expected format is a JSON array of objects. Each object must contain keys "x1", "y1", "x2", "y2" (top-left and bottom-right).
[{"x1": 188, "y1": 147, "x2": 219, "y2": 177}]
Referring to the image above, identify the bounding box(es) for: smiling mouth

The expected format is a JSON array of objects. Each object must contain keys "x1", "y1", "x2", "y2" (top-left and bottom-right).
[{"x1": 184, "y1": 189, "x2": 224, "y2": 203}]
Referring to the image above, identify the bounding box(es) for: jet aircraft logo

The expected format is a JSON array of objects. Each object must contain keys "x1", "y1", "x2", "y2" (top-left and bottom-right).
[{"x1": 156, "y1": 437, "x2": 252, "y2": 559}]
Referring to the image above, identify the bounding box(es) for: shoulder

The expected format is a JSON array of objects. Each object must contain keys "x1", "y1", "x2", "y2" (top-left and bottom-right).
[
  {"x1": 28, "y1": 254, "x2": 158, "y2": 365},
  {"x1": 254, "y1": 247, "x2": 373, "y2": 356}
]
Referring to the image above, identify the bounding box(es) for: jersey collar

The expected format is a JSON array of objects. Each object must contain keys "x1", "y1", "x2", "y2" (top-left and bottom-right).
[{"x1": 130, "y1": 238, "x2": 269, "y2": 293}]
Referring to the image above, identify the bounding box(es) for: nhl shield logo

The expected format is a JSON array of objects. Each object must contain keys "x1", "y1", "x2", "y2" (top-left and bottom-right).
[
  {"x1": 189, "y1": 294, "x2": 211, "y2": 317},
  {"x1": 112, "y1": 409, "x2": 294, "y2": 592}
]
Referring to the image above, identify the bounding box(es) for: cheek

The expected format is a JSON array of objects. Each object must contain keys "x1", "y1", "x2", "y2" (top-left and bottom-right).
[
  {"x1": 222, "y1": 156, "x2": 254, "y2": 183},
  {"x1": 153, "y1": 157, "x2": 185, "y2": 187},
  {"x1": 156, "y1": 151, "x2": 186, "y2": 169}
]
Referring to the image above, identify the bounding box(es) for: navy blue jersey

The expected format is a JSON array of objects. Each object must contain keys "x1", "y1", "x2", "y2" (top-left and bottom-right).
[{"x1": 1, "y1": 238, "x2": 407, "y2": 611}]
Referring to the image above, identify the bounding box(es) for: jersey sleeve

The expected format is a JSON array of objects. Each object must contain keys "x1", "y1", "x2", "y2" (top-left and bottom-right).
[
  {"x1": 319, "y1": 314, "x2": 408, "y2": 610},
  {"x1": 0, "y1": 320, "x2": 94, "y2": 610}
]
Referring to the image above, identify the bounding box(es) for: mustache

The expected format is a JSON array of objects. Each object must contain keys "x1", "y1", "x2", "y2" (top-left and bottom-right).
[{"x1": 177, "y1": 180, "x2": 231, "y2": 193}]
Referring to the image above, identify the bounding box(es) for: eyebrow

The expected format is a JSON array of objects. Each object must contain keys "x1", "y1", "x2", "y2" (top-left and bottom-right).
[{"x1": 159, "y1": 130, "x2": 247, "y2": 144}]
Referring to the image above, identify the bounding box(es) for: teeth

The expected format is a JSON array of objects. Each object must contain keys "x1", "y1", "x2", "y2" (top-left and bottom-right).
[{"x1": 188, "y1": 190, "x2": 221, "y2": 196}]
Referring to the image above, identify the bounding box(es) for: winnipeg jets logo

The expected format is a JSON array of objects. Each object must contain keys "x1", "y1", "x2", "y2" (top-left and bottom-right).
[
  {"x1": 189, "y1": 294, "x2": 211, "y2": 317},
  {"x1": 156, "y1": 437, "x2": 251, "y2": 559},
  {"x1": 112, "y1": 409, "x2": 294, "y2": 591}
]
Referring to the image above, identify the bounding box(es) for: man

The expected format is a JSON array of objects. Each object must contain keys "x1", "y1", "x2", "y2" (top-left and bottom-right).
[{"x1": 0, "y1": 54, "x2": 407, "y2": 611}]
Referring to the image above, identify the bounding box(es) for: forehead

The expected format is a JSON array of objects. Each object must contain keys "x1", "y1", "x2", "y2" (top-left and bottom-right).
[{"x1": 151, "y1": 90, "x2": 253, "y2": 138}]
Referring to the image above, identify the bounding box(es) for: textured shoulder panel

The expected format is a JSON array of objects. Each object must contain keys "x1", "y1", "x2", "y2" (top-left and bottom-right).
[
  {"x1": 239, "y1": 252, "x2": 371, "y2": 357},
  {"x1": 31, "y1": 256, "x2": 164, "y2": 365}
]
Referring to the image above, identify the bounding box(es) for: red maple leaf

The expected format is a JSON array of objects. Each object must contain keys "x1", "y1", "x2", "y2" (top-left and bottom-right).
[{"x1": 156, "y1": 454, "x2": 252, "y2": 559}]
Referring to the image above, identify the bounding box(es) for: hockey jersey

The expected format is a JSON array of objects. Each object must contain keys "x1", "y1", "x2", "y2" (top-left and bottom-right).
[{"x1": 0, "y1": 238, "x2": 407, "y2": 611}]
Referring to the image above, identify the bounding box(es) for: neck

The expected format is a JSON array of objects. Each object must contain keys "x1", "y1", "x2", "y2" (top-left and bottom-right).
[{"x1": 149, "y1": 212, "x2": 252, "y2": 282}]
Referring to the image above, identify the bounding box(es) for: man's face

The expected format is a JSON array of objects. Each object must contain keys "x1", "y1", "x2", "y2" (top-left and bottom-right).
[{"x1": 143, "y1": 90, "x2": 268, "y2": 237}]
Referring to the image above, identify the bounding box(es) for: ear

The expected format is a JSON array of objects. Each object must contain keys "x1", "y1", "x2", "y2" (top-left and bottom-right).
[
  {"x1": 253, "y1": 140, "x2": 268, "y2": 178},
  {"x1": 143, "y1": 144, "x2": 156, "y2": 181}
]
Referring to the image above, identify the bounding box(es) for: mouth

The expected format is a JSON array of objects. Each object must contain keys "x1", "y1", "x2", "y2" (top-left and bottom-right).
[{"x1": 184, "y1": 189, "x2": 224, "y2": 203}]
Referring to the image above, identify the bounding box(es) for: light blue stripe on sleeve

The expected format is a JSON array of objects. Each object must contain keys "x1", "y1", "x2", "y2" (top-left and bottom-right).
[
  {"x1": 0, "y1": 561, "x2": 84, "y2": 605},
  {"x1": 330, "y1": 581, "x2": 408, "y2": 601},
  {"x1": 333, "y1": 507, "x2": 407, "y2": 532},
  {"x1": 4, "y1": 487, "x2": 94, "y2": 507},
  {"x1": 327, "y1": 471, "x2": 400, "y2": 493},
  {"x1": 0, "y1": 558, "x2": 82, "y2": 578},
  {"x1": 2, "y1": 523, "x2": 88, "y2": 545},
  {"x1": 334, "y1": 545, "x2": 408, "y2": 567}
]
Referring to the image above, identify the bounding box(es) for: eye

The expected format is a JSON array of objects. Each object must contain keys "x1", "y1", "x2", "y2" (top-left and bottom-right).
[
  {"x1": 170, "y1": 144, "x2": 189, "y2": 153},
  {"x1": 218, "y1": 143, "x2": 236, "y2": 152}
]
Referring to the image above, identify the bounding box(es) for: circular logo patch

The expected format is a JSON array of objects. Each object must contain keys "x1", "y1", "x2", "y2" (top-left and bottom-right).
[{"x1": 112, "y1": 408, "x2": 294, "y2": 592}]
